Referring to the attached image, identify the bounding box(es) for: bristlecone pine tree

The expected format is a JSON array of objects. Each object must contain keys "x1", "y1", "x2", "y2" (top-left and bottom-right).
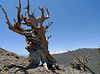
[{"x1": 0, "y1": 0, "x2": 59, "y2": 70}]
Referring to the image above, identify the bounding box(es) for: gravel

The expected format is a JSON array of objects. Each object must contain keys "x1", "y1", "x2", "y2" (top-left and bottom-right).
[{"x1": 0, "y1": 47, "x2": 92, "y2": 74}]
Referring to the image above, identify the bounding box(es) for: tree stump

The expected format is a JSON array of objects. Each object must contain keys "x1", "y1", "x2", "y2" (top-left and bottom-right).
[{"x1": 0, "y1": 0, "x2": 59, "y2": 70}]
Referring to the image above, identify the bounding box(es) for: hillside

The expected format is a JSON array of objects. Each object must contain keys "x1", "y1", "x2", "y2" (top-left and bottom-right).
[
  {"x1": 53, "y1": 48, "x2": 100, "y2": 74},
  {"x1": 0, "y1": 47, "x2": 95, "y2": 74}
]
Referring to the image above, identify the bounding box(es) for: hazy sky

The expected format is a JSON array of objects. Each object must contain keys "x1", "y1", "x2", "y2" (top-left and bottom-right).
[{"x1": 0, "y1": 0, "x2": 100, "y2": 55}]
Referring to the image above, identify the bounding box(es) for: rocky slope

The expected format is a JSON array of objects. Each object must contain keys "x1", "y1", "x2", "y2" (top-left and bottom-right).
[{"x1": 0, "y1": 48, "x2": 91, "y2": 74}]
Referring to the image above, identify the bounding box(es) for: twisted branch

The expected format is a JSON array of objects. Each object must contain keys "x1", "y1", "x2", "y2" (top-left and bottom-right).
[{"x1": 0, "y1": 5, "x2": 12, "y2": 29}]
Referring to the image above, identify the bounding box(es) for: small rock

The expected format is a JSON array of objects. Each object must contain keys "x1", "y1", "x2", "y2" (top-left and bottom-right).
[
  {"x1": 15, "y1": 68, "x2": 19, "y2": 71},
  {"x1": 27, "y1": 69, "x2": 35, "y2": 73},
  {"x1": 17, "y1": 71, "x2": 21, "y2": 74},
  {"x1": 4, "y1": 67, "x2": 8, "y2": 71},
  {"x1": 15, "y1": 55, "x2": 20, "y2": 59}
]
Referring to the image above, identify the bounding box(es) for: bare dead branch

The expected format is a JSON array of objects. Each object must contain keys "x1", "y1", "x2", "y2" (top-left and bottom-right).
[
  {"x1": 24, "y1": 0, "x2": 37, "y2": 28},
  {"x1": 45, "y1": 6, "x2": 49, "y2": 19},
  {"x1": 37, "y1": 6, "x2": 50, "y2": 29},
  {"x1": 83, "y1": 52, "x2": 90, "y2": 64},
  {"x1": 33, "y1": 8, "x2": 36, "y2": 14},
  {"x1": 13, "y1": 0, "x2": 26, "y2": 32},
  {"x1": 0, "y1": 5, "x2": 12, "y2": 29},
  {"x1": 15, "y1": 0, "x2": 21, "y2": 27},
  {"x1": 30, "y1": 12, "x2": 38, "y2": 26},
  {"x1": 39, "y1": 6, "x2": 44, "y2": 18},
  {"x1": 25, "y1": 0, "x2": 38, "y2": 26},
  {"x1": 0, "y1": 3, "x2": 25, "y2": 35},
  {"x1": 24, "y1": 0, "x2": 30, "y2": 16},
  {"x1": 73, "y1": 60, "x2": 79, "y2": 64},
  {"x1": 23, "y1": 0, "x2": 38, "y2": 28},
  {"x1": 14, "y1": 18, "x2": 16, "y2": 23},
  {"x1": 45, "y1": 22, "x2": 53, "y2": 29},
  {"x1": 67, "y1": 50, "x2": 95, "y2": 74},
  {"x1": 46, "y1": 34, "x2": 52, "y2": 40},
  {"x1": 18, "y1": 0, "x2": 21, "y2": 25}
]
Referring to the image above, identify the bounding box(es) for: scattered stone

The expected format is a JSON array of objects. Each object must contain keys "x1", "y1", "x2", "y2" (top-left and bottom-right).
[{"x1": 0, "y1": 48, "x2": 91, "y2": 74}]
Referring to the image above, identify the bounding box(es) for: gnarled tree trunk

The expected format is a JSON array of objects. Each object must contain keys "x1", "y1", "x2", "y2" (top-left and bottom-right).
[{"x1": 0, "y1": 0, "x2": 59, "y2": 70}]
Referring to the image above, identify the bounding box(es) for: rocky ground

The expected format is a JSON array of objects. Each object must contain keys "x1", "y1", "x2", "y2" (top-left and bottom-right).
[{"x1": 0, "y1": 48, "x2": 91, "y2": 74}]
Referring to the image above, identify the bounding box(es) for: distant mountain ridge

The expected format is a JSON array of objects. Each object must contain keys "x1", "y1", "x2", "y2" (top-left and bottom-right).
[{"x1": 53, "y1": 48, "x2": 100, "y2": 74}]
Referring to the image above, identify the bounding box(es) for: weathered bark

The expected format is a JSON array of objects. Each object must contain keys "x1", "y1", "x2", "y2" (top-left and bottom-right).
[{"x1": 0, "y1": 0, "x2": 59, "y2": 70}]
